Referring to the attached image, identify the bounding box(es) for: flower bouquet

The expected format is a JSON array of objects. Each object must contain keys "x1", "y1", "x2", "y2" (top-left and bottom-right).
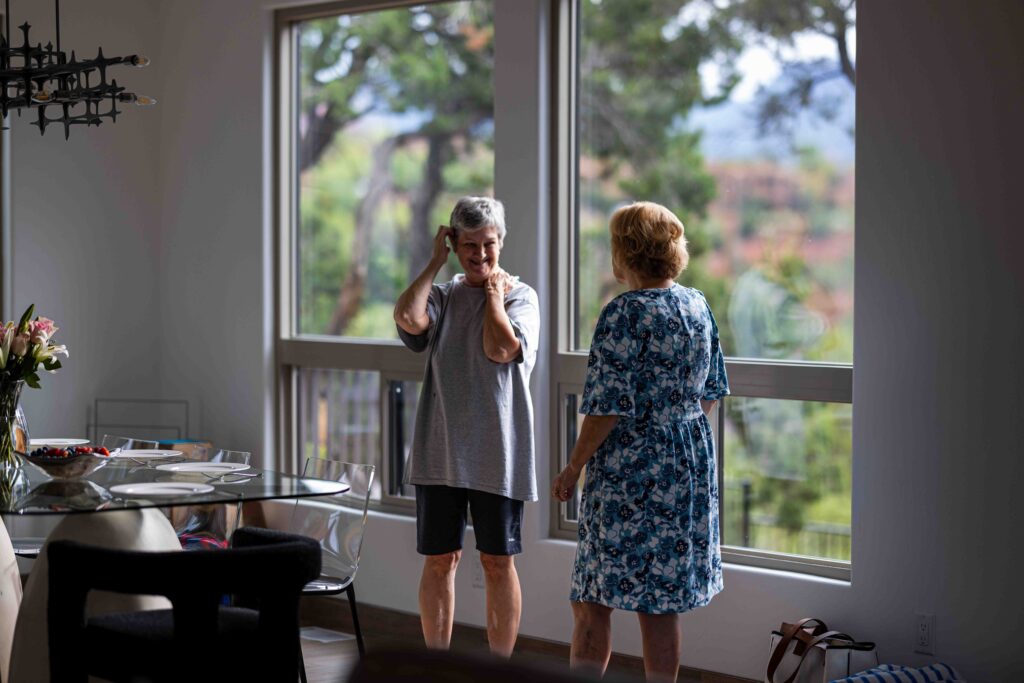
[{"x1": 0, "y1": 304, "x2": 68, "y2": 473}]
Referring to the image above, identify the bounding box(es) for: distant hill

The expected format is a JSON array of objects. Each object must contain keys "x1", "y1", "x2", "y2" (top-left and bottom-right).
[{"x1": 687, "y1": 67, "x2": 855, "y2": 167}]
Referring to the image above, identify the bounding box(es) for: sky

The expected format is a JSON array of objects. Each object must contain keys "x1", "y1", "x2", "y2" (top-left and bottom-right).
[{"x1": 701, "y1": 29, "x2": 857, "y2": 103}]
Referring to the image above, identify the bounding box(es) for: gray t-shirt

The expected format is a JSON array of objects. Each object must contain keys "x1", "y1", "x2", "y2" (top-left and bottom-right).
[{"x1": 397, "y1": 275, "x2": 540, "y2": 501}]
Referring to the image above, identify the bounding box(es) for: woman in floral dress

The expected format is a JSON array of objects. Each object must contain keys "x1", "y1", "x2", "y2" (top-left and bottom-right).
[{"x1": 553, "y1": 201, "x2": 729, "y2": 682}]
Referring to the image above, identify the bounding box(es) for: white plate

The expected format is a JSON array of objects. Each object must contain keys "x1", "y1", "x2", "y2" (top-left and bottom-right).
[
  {"x1": 109, "y1": 482, "x2": 214, "y2": 497},
  {"x1": 155, "y1": 462, "x2": 250, "y2": 474},
  {"x1": 29, "y1": 438, "x2": 90, "y2": 447},
  {"x1": 111, "y1": 449, "x2": 183, "y2": 459}
]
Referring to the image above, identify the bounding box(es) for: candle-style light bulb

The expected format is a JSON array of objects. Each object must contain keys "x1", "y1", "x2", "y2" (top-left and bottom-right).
[
  {"x1": 134, "y1": 94, "x2": 157, "y2": 106},
  {"x1": 31, "y1": 85, "x2": 52, "y2": 103},
  {"x1": 129, "y1": 55, "x2": 150, "y2": 67}
]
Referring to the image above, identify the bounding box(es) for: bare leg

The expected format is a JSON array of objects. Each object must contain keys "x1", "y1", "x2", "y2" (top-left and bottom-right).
[
  {"x1": 479, "y1": 552, "x2": 522, "y2": 657},
  {"x1": 637, "y1": 612, "x2": 681, "y2": 683},
  {"x1": 570, "y1": 601, "x2": 613, "y2": 676},
  {"x1": 418, "y1": 551, "x2": 461, "y2": 649}
]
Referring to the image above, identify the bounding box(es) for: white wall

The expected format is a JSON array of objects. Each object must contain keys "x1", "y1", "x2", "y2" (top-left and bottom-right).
[
  {"x1": 850, "y1": 1, "x2": 1024, "y2": 679},
  {"x1": 8, "y1": 0, "x2": 163, "y2": 438},
  {"x1": 8, "y1": 0, "x2": 1024, "y2": 680},
  {"x1": 151, "y1": 0, "x2": 275, "y2": 456}
]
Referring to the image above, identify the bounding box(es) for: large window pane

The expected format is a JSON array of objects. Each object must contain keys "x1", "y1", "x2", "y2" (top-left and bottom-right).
[
  {"x1": 559, "y1": 393, "x2": 851, "y2": 563},
  {"x1": 296, "y1": 368, "x2": 382, "y2": 501},
  {"x1": 296, "y1": 1, "x2": 495, "y2": 339},
  {"x1": 576, "y1": 0, "x2": 855, "y2": 364},
  {"x1": 722, "y1": 397, "x2": 851, "y2": 561}
]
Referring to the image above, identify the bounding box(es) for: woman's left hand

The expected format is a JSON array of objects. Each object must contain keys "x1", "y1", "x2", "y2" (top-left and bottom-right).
[
  {"x1": 485, "y1": 268, "x2": 516, "y2": 299},
  {"x1": 552, "y1": 464, "x2": 582, "y2": 501}
]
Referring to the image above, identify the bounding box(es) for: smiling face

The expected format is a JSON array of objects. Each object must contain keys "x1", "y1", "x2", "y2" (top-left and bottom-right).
[{"x1": 455, "y1": 225, "x2": 502, "y2": 286}]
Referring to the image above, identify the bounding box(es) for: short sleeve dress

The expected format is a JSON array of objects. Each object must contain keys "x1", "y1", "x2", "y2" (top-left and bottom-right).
[{"x1": 569, "y1": 284, "x2": 729, "y2": 614}]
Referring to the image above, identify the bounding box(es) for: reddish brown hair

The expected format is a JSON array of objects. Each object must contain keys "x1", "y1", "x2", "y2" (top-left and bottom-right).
[{"x1": 609, "y1": 201, "x2": 689, "y2": 280}]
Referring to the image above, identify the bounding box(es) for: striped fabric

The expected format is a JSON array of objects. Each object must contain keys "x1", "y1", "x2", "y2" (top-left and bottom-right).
[{"x1": 829, "y1": 663, "x2": 964, "y2": 683}]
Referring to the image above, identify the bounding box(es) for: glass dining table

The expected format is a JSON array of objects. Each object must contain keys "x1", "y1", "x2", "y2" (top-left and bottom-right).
[{"x1": 1, "y1": 455, "x2": 349, "y2": 515}]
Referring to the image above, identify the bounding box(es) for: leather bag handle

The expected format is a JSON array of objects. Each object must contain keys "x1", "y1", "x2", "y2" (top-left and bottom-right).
[
  {"x1": 766, "y1": 618, "x2": 829, "y2": 683},
  {"x1": 771, "y1": 630, "x2": 858, "y2": 683}
]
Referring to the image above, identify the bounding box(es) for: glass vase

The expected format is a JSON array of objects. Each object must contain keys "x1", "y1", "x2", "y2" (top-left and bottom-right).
[{"x1": 0, "y1": 380, "x2": 29, "y2": 473}]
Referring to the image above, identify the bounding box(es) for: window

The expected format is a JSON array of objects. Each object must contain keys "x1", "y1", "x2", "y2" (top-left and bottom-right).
[
  {"x1": 295, "y1": 368, "x2": 383, "y2": 499},
  {"x1": 277, "y1": 0, "x2": 495, "y2": 508},
  {"x1": 279, "y1": 0, "x2": 857, "y2": 574},
  {"x1": 553, "y1": 0, "x2": 855, "y2": 578}
]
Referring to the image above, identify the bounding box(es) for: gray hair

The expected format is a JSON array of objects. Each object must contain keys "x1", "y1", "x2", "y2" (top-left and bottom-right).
[{"x1": 449, "y1": 196, "x2": 506, "y2": 243}]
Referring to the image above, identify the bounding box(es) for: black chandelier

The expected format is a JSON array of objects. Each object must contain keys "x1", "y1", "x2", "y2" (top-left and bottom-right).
[{"x1": 0, "y1": 0, "x2": 154, "y2": 139}]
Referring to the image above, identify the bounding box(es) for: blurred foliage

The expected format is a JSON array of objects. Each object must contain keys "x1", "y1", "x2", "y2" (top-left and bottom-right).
[
  {"x1": 298, "y1": 4, "x2": 495, "y2": 171},
  {"x1": 297, "y1": 2, "x2": 495, "y2": 336}
]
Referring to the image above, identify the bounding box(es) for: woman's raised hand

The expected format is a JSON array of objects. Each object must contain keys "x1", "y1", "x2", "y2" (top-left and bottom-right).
[
  {"x1": 431, "y1": 225, "x2": 453, "y2": 268},
  {"x1": 551, "y1": 464, "x2": 582, "y2": 502},
  {"x1": 486, "y1": 268, "x2": 516, "y2": 298}
]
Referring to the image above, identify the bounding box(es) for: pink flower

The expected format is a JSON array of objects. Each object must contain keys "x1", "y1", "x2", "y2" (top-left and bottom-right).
[
  {"x1": 10, "y1": 332, "x2": 29, "y2": 358},
  {"x1": 29, "y1": 317, "x2": 58, "y2": 345}
]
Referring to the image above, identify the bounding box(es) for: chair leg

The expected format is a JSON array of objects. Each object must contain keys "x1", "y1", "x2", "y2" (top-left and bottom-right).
[
  {"x1": 298, "y1": 639, "x2": 308, "y2": 683},
  {"x1": 346, "y1": 582, "x2": 366, "y2": 656}
]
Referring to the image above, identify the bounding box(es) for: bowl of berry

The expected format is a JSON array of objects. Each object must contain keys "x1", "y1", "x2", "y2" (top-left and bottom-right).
[{"x1": 21, "y1": 445, "x2": 112, "y2": 480}]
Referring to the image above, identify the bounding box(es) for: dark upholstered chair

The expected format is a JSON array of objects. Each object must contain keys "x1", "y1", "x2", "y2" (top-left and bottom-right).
[
  {"x1": 46, "y1": 526, "x2": 320, "y2": 682},
  {"x1": 346, "y1": 647, "x2": 636, "y2": 683}
]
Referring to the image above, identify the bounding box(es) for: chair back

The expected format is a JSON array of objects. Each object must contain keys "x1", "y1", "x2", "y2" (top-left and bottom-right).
[
  {"x1": 291, "y1": 458, "x2": 375, "y2": 582},
  {"x1": 100, "y1": 434, "x2": 161, "y2": 451},
  {"x1": 46, "y1": 527, "x2": 320, "y2": 682},
  {"x1": 347, "y1": 647, "x2": 625, "y2": 683},
  {"x1": 187, "y1": 446, "x2": 252, "y2": 465},
  {"x1": 171, "y1": 446, "x2": 252, "y2": 549}
]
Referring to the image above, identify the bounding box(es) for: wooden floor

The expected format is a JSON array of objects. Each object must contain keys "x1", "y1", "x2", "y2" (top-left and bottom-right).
[
  {"x1": 299, "y1": 597, "x2": 756, "y2": 683},
  {"x1": 299, "y1": 636, "x2": 360, "y2": 683}
]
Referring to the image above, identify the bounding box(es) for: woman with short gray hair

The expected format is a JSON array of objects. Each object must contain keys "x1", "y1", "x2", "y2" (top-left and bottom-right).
[
  {"x1": 393, "y1": 195, "x2": 540, "y2": 657},
  {"x1": 449, "y1": 195, "x2": 507, "y2": 242}
]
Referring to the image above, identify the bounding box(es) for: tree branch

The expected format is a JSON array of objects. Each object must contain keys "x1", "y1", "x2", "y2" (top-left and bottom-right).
[
  {"x1": 407, "y1": 132, "x2": 454, "y2": 284},
  {"x1": 327, "y1": 136, "x2": 404, "y2": 336},
  {"x1": 826, "y1": 4, "x2": 856, "y2": 86}
]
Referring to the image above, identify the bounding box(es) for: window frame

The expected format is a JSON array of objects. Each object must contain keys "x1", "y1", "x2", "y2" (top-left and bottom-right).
[
  {"x1": 274, "y1": 0, "x2": 463, "y2": 513},
  {"x1": 547, "y1": 0, "x2": 854, "y2": 581},
  {"x1": 275, "y1": 0, "x2": 856, "y2": 578}
]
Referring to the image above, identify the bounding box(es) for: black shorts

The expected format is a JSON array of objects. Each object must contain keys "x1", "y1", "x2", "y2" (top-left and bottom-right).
[{"x1": 415, "y1": 485, "x2": 524, "y2": 556}]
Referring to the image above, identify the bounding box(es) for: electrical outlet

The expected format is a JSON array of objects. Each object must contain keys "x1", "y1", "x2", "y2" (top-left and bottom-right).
[
  {"x1": 471, "y1": 555, "x2": 485, "y2": 589},
  {"x1": 914, "y1": 613, "x2": 935, "y2": 655}
]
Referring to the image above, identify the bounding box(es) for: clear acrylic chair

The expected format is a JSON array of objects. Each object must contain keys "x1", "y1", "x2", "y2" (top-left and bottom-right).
[
  {"x1": 170, "y1": 448, "x2": 252, "y2": 551},
  {"x1": 100, "y1": 435, "x2": 162, "y2": 452},
  {"x1": 291, "y1": 457, "x2": 375, "y2": 679}
]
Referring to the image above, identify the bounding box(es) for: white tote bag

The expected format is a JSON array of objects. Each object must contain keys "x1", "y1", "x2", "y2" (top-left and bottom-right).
[{"x1": 766, "y1": 618, "x2": 878, "y2": 683}]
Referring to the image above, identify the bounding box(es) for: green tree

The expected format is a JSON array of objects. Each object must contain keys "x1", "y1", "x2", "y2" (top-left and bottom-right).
[
  {"x1": 575, "y1": 0, "x2": 743, "y2": 345},
  {"x1": 298, "y1": 3, "x2": 495, "y2": 335}
]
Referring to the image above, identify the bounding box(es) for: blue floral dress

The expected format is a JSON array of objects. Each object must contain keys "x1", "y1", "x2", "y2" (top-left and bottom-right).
[{"x1": 570, "y1": 284, "x2": 729, "y2": 614}]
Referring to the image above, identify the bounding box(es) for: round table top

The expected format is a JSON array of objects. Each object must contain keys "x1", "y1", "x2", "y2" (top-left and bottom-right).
[{"x1": 1, "y1": 456, "x2": 350, "y2": 515}]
